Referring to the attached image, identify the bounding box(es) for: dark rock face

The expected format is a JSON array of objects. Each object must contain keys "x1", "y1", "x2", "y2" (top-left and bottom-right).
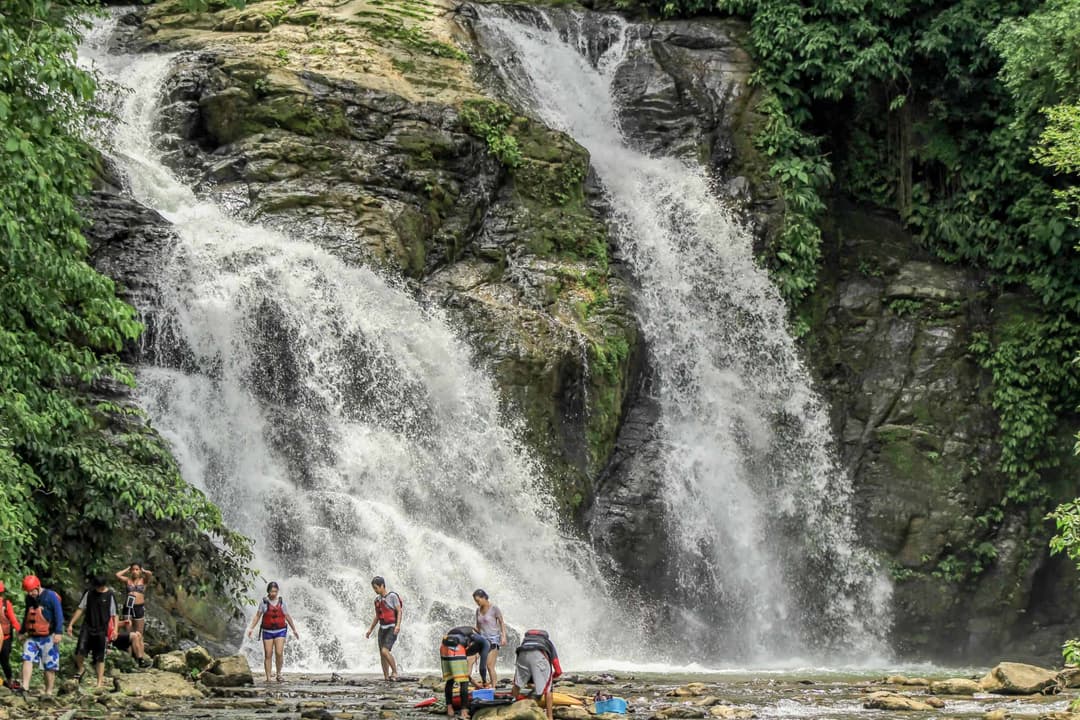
[{"x1": 805, "y1": 206, "x2": 1080, "y2": 662}]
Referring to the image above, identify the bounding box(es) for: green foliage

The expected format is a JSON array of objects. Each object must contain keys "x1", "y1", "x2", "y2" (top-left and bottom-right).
[
  {"x1": 459, "y1": 99, "x2": 523, "y2": 168},
  {"x1": 1063, "y1": 637, "x2": 1080, "y2": 666},
  {"x1": 0, "y1": 0, "x2": 251, "y2": 605}
]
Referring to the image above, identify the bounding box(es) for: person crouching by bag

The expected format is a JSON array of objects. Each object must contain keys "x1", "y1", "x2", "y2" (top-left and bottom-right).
[
  {"x1": 511, "y1": 629, "x2": 562, "y2": 720},
  {"x1": 18, "y1": 575, "x2": 64, "y2": 696},
  {"x1": 440, "y1": 627, "x2": 475, "y2": 720}
]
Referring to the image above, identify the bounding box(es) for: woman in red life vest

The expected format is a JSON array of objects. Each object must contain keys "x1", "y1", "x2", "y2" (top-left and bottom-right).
[
  {"x1": 246, "y1": 582, "x2": 299, "y2": 683},
  {"x1": 0, "y1": 581, "x2": 21, "y2": 689}
]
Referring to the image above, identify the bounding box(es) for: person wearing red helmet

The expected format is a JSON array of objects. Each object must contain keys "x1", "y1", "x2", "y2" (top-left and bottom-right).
[
  {"x1": 0, "y1": 581, "x2": 22, "y2": 689},
  {"x1": 18, "y1": 575, "x2": 64, "y2": 695}
]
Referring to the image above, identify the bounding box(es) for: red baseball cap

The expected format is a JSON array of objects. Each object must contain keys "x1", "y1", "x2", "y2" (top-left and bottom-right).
[{"x1": 22, "y1": 575, "x2": 40, "y2": 592}]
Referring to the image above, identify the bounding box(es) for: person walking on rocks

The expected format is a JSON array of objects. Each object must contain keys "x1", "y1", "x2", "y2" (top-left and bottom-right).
[
  {"x1": 0, "y1": 581, "x2": 21, "y2": 689},
  {"x1": 510, "y1": 629, "x2": 562, "y2": 720},
  {"x1": 18, "y1": 575, "x2": 64, "y2": 696},
  {"x1": 246, "y1": 581, "x2": 300, "y2": 683},
  {"x1": 67, "y1": 575, "x2": 117, "y2": 688},
  {"x1": 364, "y1": 576, "x2": 403, "y2": 681},
  {"x1": 115, "y1": 563, "x2": 152, "y2": 636},
  {"x1": 472, "y1": 589, "x2": 506, "y2": 687}
]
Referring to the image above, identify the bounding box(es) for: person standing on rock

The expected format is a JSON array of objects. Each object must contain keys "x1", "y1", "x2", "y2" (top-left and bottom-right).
[
  {"x1": 18, "y1": 575, "x2": 64, "y2": 696},
  {"x1": 115, "y1": 563, "x2": 152, "y2": 636},
  {"x1": 246, "y1": 581, "x2": 300, "y2": 683},
  {"x1": 67, "y1": 575, "x2": 118, "y2": 688},
  {"x1": 364, "y1": 576, "x2": 402, "y2": 681},
  {"x1": 0, "y1": 581, "x2": 21, "y2": 689},
  {"x1": 510, "y1": 629, "x2": 562, "y2": 720},
  {"x1": 472, "y1": 589, "x2": 506, "y2": 688}
]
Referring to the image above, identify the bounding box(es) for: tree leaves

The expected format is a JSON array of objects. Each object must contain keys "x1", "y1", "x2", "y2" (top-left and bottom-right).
[{"x1": 0, "y1": 0, "x2": 252, "y2": 606}]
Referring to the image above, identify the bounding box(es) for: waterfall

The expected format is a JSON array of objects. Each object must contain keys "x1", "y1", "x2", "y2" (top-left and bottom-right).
[
  {"x1": 79, "y1": 18, "x2": 644, "y2": 672},
  {"x1": 469, "y1": 7, "x2": 891, "y2": 661}
]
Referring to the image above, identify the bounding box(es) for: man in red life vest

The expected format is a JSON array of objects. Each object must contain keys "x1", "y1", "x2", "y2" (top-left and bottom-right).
[
  {"x1": 19, "y1": 575, "x2": 64, "y2": 695},
  {"x1": 364, "y1": 576, "x2": 403, "y2": 681}
]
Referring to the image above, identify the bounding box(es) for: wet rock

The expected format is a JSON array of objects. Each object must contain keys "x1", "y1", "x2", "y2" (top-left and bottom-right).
[
  {"x1": 654, "y1": 706, "x2": 708, "y2": 719},
  {"x1": 553, "y1": 707, "x2": 591, "y2": 720},
  {"x1": 155, "y1": 650, "x2": 189, "y2": 674},
  {"x1": 926, "y1": 697, "x2": 946, "y2": 709},
  {"x1": 202, "y1": 655, "x2": 254, "y2": 688},
  {"x1": 116, "y1": 670, "x2": 204, "y2": 699},
  {"x1": 473, "y1": 699, "x2": 547, "y2": 720},
  {"x1": 667, "y1": 683, "x2": 709, "y2": 697},
  {"x1": 709, "y1": 707, "x2": 755, "y2": 719},
  {"x1": 1057, "y1": 668, "x2": 1080, "y2": 689},
  {"x1": 864, "y1": 692, "x2": 936, "y2": 711},
  {"x1": 135, "y1": 701, "x2": 164, "y2": 711},
  {"x1": 690, "y1": 696, "x2": 722, "y2": 707},
  {"x1": 930, "y1": 679, "x2": 982, "y2": 695},
  {"x1": 985, "y1": 710, "x2": 1011, "y2": 720},
  {"x1": 185, "y1": 646, "x2": 214, "y2": 671},
  {"x1": 885, "y1": 676, "x2": 928, "y2": 686},
  {"x1": 980, "y1": 663, "x2": 1057, "y2": 695}
]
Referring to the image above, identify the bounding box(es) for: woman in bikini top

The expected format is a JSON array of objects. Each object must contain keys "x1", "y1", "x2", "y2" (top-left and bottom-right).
[{"x1": 115, "y1": 563, "x2": 153, "y2": 634}]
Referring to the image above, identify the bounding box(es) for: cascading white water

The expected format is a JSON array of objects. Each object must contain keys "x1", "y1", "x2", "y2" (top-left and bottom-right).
[
  {"x1": 470, "y1": 7, "x2": 891, "y2": 660},
  {"x1": 79, "y1": 18, "x2": 645, "y2": 672}
]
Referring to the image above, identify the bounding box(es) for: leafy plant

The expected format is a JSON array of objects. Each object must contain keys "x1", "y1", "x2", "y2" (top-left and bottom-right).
[
  {"x1": 459, "y1": 99, "x2": 523, "y2": 168},
  {"x1": 0, "y1": 0, "x2": 251, "y2": 606}
]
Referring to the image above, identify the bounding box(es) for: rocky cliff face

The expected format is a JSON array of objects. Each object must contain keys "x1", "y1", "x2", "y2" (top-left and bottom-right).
[
  {"x1": 99, "y1": 0, "x2": 639, "y2": 523},
  {"x1": 805, "y1": 206, "x2": 1080, "y2": 662},
  {"x1": 90, "y1": 0, "x2": 1079, "y2": 663}
]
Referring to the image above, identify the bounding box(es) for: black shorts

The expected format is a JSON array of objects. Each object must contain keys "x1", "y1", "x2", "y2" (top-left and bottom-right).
[
  {"x1": 377, "y1": 626, "x2": 397, "y2": 651},
  {"x1": 125, "y1": 603, "x2": 145, "y2": 620},
  {"x1": 76, "y1": 627, "x2": 108, "y2": 664},
  {"x1": 112, "y1": 634, "x2": 134, "y2": 654}
]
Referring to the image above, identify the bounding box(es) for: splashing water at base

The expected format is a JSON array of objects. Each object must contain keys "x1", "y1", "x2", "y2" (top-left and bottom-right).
[
  {"x1": 469, "y1": 6, "x2": 891, "y2": 661},
  {"x1": 78, "y1": 16, "x2": 647, "y2": 673}
]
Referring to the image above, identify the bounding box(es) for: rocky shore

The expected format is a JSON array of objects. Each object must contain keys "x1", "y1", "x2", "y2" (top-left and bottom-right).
[{"x1": 2, "y1": 658, "x2": 1078, "y2": 720}]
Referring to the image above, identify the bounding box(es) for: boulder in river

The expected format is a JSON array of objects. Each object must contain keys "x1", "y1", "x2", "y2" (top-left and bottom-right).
[
  {"x1": 979, "y1": 663, "x2": 1057, "y2": 695},
  {"x1": 864, "y1": 691, "x2": 936, "y2": 711},
  {"x1": 930, "y1": 679, "x2": 982, "y2": 696},
  {"x1": 668, "y1": 683, "x2": 710, "y2": 697},
  {"x1": 1057, "y1": 668, "x2": 1080, "y2": 689},
  {"x1": 201, "y1": 655, "x2": 254, "y2": 687},
  {"x1": 116, "y1": 670, "x2": 204, "y2": 699},
  {"x1": 474, "y1": 699, "x2": 547, "y2": 720},
  {"x1": 185, "y1": 646, "x2": 214, "y2": 671},
  {"x1": 654, "y1": 706, "x2": 708, "y2": 719},
  {"x1": 709, "y1": 706, "x2": 756, "y2": 719},
  {"x1": 154, "y1": 650, "x2": 188, "y2": 674}
]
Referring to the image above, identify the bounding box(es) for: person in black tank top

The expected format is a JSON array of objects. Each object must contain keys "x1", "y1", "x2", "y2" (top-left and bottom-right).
[{"x1": 66, "y1": 576, "x2": 116, "y2": 689}]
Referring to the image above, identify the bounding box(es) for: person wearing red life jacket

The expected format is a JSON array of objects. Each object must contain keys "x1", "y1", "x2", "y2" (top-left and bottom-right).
[
  {"x1": 67, "y1": 575, "x2": 117, "y2": 689},
  {"x1": 0, "y1": 581, "x2": 22, "y2": 689},
  {"x1": 364, "y1": 576, "x2": 403, "y2": 681},
  {"x1": 18, "y1": 575, "x2": 64, "y2": 696},
  {"x1": 510, "y1": 629, "x2": 562, "y2": 720},
  {"x1": 246, "y1": 582, "x2": 299, "y2": 683}
]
